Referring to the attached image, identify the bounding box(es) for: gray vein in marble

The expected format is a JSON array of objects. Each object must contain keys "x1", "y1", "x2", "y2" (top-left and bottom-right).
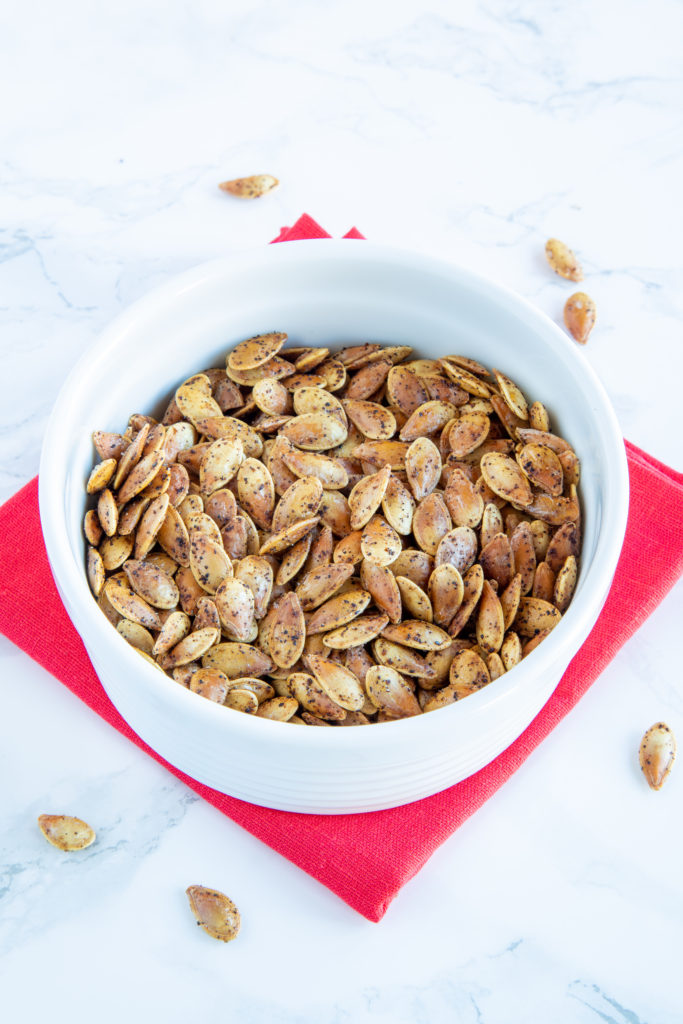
[{"x1": 569, "y1": 981, "x2": 649, "y2": 1024}]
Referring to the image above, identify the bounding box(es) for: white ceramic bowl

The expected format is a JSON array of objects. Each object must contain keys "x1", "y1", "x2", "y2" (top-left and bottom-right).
[{"x1": 39, "y1": 240, "x2": 629, "y2": 814}]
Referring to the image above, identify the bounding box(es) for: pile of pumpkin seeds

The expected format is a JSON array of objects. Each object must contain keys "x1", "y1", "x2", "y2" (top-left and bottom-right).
[{"x1": 84, "y1": 333, "x2": 581, "y2": 724}]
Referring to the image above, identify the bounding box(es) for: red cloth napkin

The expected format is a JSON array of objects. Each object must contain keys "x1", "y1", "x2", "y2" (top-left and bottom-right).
[{"x1": 2, "y1": 215, "x2": 683, "y2": 923}]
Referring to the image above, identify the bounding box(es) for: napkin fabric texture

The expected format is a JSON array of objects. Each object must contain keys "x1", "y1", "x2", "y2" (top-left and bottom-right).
[{"x1": 1, "y1": 214, "x2": 683, "y2": 923}]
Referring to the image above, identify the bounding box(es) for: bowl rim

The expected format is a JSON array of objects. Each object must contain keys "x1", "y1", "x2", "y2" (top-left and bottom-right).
[{"x1": 39, "y1": 237, "x2": 630, "y2": 750}]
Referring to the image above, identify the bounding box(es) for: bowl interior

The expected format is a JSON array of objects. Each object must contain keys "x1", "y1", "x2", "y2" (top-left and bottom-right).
[{"x1": 42, "y1": 239, "x2": 628, "y2": 747}]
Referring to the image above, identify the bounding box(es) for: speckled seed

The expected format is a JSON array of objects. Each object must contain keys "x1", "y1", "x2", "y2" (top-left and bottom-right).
[
  {"x1": 269, "y1": 591, "x2": 306, "y2": 668},
  {"x1": 492, "y1": 369, "x2": 528, "y2": 421},
  {"x1": 113, "y1": 423, "x2": 149, "y2": 489},
  {"x1": 214, "y1": 578, "x2": 256, "y2": 642},
  {"x1": 511, "y1": 522, "x2": 537, "y2": 594},
  {"x1": 93, "y1": 430, "x2": 129, "y2": 461},
  {"x1": 501, "y1": 631, "x2": 522, "y2": 670},
  {"x1": 525, "y1": 489, "x2": 580, "y2": 527},
  {"x1": 553, "y1": 555, "x2": 578, "y2": 612},
  {"x1": 186, "y1": 884, "x2": 241, "y2": 942},
  {"x1": 449, "y1": 564, "x2": 485, "y2": 638},
  {"x1": 517, "y1": 444, "x2": 563, "y2": 497},
  {"x1": 479, "y1": 532, "x2": 514, "y2": 590},
  {"x1": 545, "y1": 238, "x2": 583, "y2": 281},
  {"x1": 116, "y1": 619, "x2": 155, "y2": 656},
  {"x1": 220, "y1": 173, "x2": 279, "y2": 199},
  {"x1": 400, "y1": 400, "x2": 458, "y2": 442},
  {"x1": 153, "y1": 611, "x2": 191, "y2": 657},
  {"x1": 157, "y1": 505, "x2": 191, "y2": 566},
  {"x1": 449, "y1": 648, "x2": 491, "y2": 697},
  {"x1": 189, "y1": 667, "x2": 230, "y2": 704},
  {"x1": 87, "y1": 546, "x2": 105, "y2": 596},
  {"x1": 532, "y1": 561, "x2": 556, "y2": 602},
  {"x1": 480, "y1": 504, "x2": 504, "y2": 549},
  {"x1": 448, "y1": 412, "x2": 490, "y2": 457},
  {"x1": 307, "y1": 588, "x2": 372, "y2": 635},
  {"x1": 444, "y1": 468, "x2": 484, "y2": 529},
  {"x1": 500, "y1": 573, "x2": 523, "y2": 631},
  {"x1": 259, "y1": 516, "x2": 320, "y2": 556},
  {"x1": 256, "y1": 696, "x2": 299, "y2": 721},
  {"x1": 435, "y1": 527, "x2": 478, "y2": 576},
  {"x1": 86, "y1": 458, "x2": 116, "y2": 494},
  {"x1": 412, "y1": 493, "x2": 452, "y2": 555},
  {"x1": 480, "y1": 453, "x2": 532, "y2": 507},
  {"x1": 381, "y1": 619, "x2": 451, "y2": 651},
  {"x1": 381, "y1": 474, "x2": 416, "y2": 535},
  {"x1": 233, "y1": 555, "x2": 274, "y2": 619},
  {"x1": 272, "y1": 476, "x2": 324, "y2": 533},
  {"x1": 348, "y1": 464, "x2": 392, "y2": 530},
  {"x1": 342, "y1": 399, "x2": 396, "y2": 440},
  {"x1": 282, "y1": 446, "x2": 348, "y2": 489},
  {"x1": 97, "y1": 488, "x2": 118, "y2": 537},
  {"x1": 361, "y1": 516, "x2": 401, "y2": 566},
  {"x1": 38, "y1": 814, "x2": 96, "y2": 851},
  {"x1": 237, "y1": 457, "x2": 275, "y2": 529},
  {"x1": 202, "y1": 642, "x2": 273, "y2": 678},
  {"x1": 639, "y1": 723, "x2": 676, "y2": 791},
  {"x1": 160, "y1": 627, "x2": 221, "y2": 669},
  {"x1": 227, "y1": 331, "x2": 287, "y2": 373},
  {"x1": 123, "y1": 559, "x2": 179, "y2": 609},
  {"x1": 84, "y1": 509, "x2": 103, "y2": 546},
  {"x1": 405, "y1": 437, "x2": 442, "y2": 500},
  {"x1": 199, "y1": 437, "x2": 244, "y2": 496},
  {"x1": 345, "y1": 357, "x2": 392, "y2": 399},
  {"x1": 373, "y1": 637, "x2": 437, "y2": 680},
  {"x1": 281, "y1": 412, "x2": 347, "y2": 451},
  {"x1": 353, "y1": 440, "x2": 410, "y2": 472},
  {"x1": 295, "y1": 562, "x2": 355, "y2": 611},
  {"x1": 105, "y1": 578, "x2": 162, "y2": 630},
  {"x1": 189, "y1": 529, "x2": 232, "y2": 594},
  {"x1": 307, "y1": 655, "x2": 366, "y2": 711},
  {"x1": 476, "y1": 580, "x2": 505, "y2": 654},
  {"x1": 396, "y1": 576, "x2": 433, "y2": 622},
  {"x1": 288, "y1": 672, "x2": 347, "y2": 721},
  {"x1": 366, "y1": 665, "x2": 421, "y2": 718},
  {"x1": 360, "y1": 560, "x2": 403, "y2": 624},
  {"x1": 332, "y1": 530, "x2": 363, "y2": 565},
  {"x1": 428, "y1": 564, "x2": 464, "y2": 628},
  {"x1": 322, "y1": 613, "x2": 390, "y2": 649},
  {"x1": 514, "y1": 597, "x2": 562, "y2": 637}
]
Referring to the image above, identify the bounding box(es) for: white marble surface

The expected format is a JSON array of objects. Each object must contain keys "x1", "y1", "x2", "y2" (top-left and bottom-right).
[{"x1": 1, "y1": 1, "x2": 682, "y2": 1020}]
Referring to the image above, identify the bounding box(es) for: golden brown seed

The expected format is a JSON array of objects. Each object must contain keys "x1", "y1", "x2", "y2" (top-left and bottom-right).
[
  {"x1": 295, "y1": 562, "x2": 355, "y2": 611},
  {"x1": 492, "y1": 369, "x2": 528, "y2": 421},
  {"x1": 219, "y1": 173, "x2": 279, "y2": 199},
  {"x1": 257, "y1": 696, "x2": 299, "y2": 721},
  {"x1": 97, "y1": 488, "x2": 118, "y2": 537},
  {"x1": 322, "y1": 613, "x2": 389, "y2": 649},
  {"x1": 214, "y1": 578, "x2": 256, "y2": 642},
  {"x1": 348, "y1": 464, "x2": 392, "y2": 530},
  {"x1": 269, "y1": 592, "x2": 306, "y2": 668},
  {"x1": 360, "y1": 559, "x2": 403, "y2": 624},
  {"x1": 553, "y1": 555, "x2": 578, "y2": 612},
  {"x1": 361, "y1": 515, "x2": 401, "y2": 566},
  {"x1": 428, "y1": 564, "x2": 464, "y2": 628},
  {"x1": 514, "y1": 597, "x2": 562, "y2": 637},
  {"x1": 381, "y1": 619, "x2": 451, "y2": 651},
  {"x1": 186, "y1": 885, "x2": 241, "y2": 942},
  {"x1": 476, "y1": 580, "x2": 505, "y2": 654},
  {"x1": 190, "y1": 667, "x2": 230, "y2": 704},
  {"x1": 448, "y1": 412, "x2": 490, "y2": 457},
  {"x1": 396, "y1": 575, "x2": 433, "y2": 622},
  {"x1": 412, "y1": 493, "x2": 452, "y2": 556},
  {"x1": 444, "y1": 468, "x2": 484, "y2": 529},
  {"x1": 86, "y1": 458, "x2": 117, "y2": 494},
  {"x1": 480, "y1": 453, "x2": 532, "y2": 507},
  {"x1": 366, "y1": 665, "x2": 421, "y2": 718},
  {"x1": 288, "y1": 672, "x2": 346, "y2": 721},
  {"x1": 87, "y1": 546, "x2": 105, "y2": 597},
  {"x1": 405, "y1": 437, "x2": 442, "y2": 501},
  {"x1": 564, "y1": 292, "x2": 596, "y2": 344},
  {"x1": 38, "y1": 814, "x2": 96, "y2": 851},
  {"x1": 639, "y1": 723, "x2": 676, "y2": 791},
  {"x1": 307, "y1": 588, "x2": 372, "y2": 635},
  {"x1": 307, "y1": 654, "x2": 366, "y2": 711},
  {"x1": 517, "y1": 444, "x2": 563, "y2": 497},
  {"x1": 545, "y1": 238, "x2": 583, "y2": 281}
]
